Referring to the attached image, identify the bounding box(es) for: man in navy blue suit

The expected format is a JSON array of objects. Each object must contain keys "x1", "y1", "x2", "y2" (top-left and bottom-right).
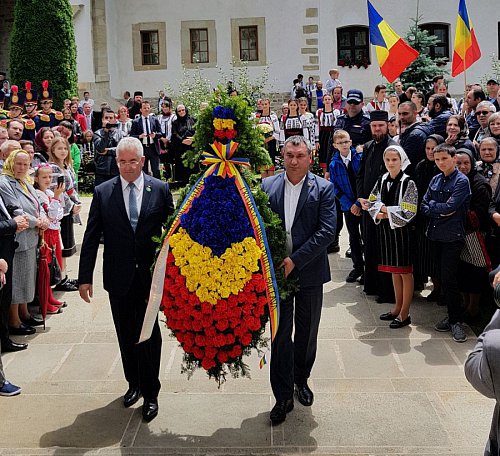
[
  {"x1": 262, "y1": 135, "x2": 336, "y2": 425},
  {"x1": 130, "y1": 100, "x2": 163, "y2": 179},
  {"x1": 78, "y1": 136, "x2": 174, "y2": 422}
]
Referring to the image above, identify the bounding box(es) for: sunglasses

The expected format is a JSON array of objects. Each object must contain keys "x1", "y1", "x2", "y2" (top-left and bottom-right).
[
  {"x1": 347, "y1": 100, "x2": 361, "y2": 105},
  {"x1": 477, "y1": 111, "x2": 491, "y2": 116}
]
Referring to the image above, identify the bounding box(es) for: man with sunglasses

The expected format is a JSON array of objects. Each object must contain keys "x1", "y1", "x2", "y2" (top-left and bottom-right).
[{"x1": 473, "y1": 101, "x2": 497, "y2": 147}]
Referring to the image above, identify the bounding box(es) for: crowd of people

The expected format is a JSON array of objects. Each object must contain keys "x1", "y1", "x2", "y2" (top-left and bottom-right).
[
  {"x1": 0, "y1": 70, "x2": 499, "y2": 432},
  {"x1": 255, "y1": 70, "x2": 500, "y2": 344},
  {"x1": 0, "y1": 80, "x2": 196, "y2": 397}
]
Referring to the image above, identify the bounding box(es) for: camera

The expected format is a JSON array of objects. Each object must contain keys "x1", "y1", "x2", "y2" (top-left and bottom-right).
[
  {"x1": 57, "y1": 175, "x2": 65, "y2": 186},
  {"x1": 105, "y1": 123, "x2": 118, "y2": 129}
]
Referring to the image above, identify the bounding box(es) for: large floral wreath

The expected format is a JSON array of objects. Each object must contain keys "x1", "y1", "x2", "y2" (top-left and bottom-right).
[{"x1": 141, "y1": 92, "x2": 290, "y2": 384}]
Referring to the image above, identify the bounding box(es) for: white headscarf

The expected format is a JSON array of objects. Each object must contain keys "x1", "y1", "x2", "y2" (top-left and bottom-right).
[{"x1": 383, "y1": 145, "x2": 411, "y2": 171}]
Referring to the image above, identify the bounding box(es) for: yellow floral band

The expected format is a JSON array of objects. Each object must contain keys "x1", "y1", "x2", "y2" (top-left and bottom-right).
[
  {"x1": 213, "y1": 118, "x2": 237, "y2": 130},
  {"x1": 169, "y1": 228, "x2": 262, "y2": 304}
]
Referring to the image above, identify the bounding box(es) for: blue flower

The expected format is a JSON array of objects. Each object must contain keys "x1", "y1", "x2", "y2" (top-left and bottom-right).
[{"x1": 180, "y1": 176, "x2": 254, "y2": 256}]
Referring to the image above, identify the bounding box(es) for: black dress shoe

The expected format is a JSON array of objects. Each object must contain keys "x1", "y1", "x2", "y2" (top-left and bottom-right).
[
  {"x1": 142, "y1": 398, "x2": 159, "y2": 422},
  {"x1": 54, "y1": 280, "x2": 79, "y2": 292},
  {"x1": 124, "y1": 387, "x2": 141, "y2": 408},
  {"x1": 1, "y1": 339, "x2": 28, "y2": 352},
  {"x1": 379, "y1": 311, "x2": 397, "y2": 321},
  {"x1": 270, "y1": 399, "x2": 294, "y2": 424},
  {"x1": 295, "y1": 383, "x2": 314, "y2": 406},
  {"x1": 345, "y1": 247, "x2": 352, "y2": 258},
  {"x1": 327, "y1": 241, "x2": 340, "y2": 254},
  {"x1": 346, "y1": 269, "x2": 363, "y2": 283},
  {"x1": 389, "y1": 316, "x2": 411, "y2": 329},
  {"x1": 21, "y1": 316, "x2": 44, "y2": 327},
  {"x1": 9, "y1": 323, "x2": 36, "y2": 335}
]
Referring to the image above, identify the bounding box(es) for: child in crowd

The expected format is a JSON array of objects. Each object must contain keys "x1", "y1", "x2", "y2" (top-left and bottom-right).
[
  {"x1": 421, "y1": 143, "x2": 471, "y2": 342},
  {"x1": 329, "y1": 130, "x2": 364, "y2": 283},
  {"x1": 325, "y1": 68, "x2": 342, "y2": 94},
  {"x1": 34, "y1": 164, "x2": 66, "y2": 313}
]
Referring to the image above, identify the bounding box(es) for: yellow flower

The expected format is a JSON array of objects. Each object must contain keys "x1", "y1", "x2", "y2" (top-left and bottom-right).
[{"x1": 169, "y1": 228, "x2": 262, "y2": 304}]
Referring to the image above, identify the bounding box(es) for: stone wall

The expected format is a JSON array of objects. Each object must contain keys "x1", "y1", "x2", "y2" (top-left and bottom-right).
[{"x1": 0, "y1": 0, "x2": 15, "y2": 76}]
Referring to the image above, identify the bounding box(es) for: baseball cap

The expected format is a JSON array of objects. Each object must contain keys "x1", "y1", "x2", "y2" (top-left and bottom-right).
[
  {"x1": 487, "y1": 79, "x2": 499, "y2": 85},
  {"x1": 346, "y1": 89, "x2": 363, "y2": 104}
]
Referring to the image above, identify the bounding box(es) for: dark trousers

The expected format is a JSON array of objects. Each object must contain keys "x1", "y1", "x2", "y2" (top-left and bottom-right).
[
  {"x1": 361, "y1": 212, "x2": 394, "y2": 299},
  {"x1": 0, "y1": 247, "x2": 14, "y2": 344},
  {"x1": 334, "y1": 198, "x2": 343, "y2": 241},
  {"x1": 108, "y1": 274, "x2": 162, "y2": 400},
  {"x1": 344, "y1": 211, "x2": 364, "y2": 271},
  {"x1": 270, "y1": 285, "x2": 323, "y2": 401},
  {"x1": 434, "y1": 240, "x2": 465, "y2": 324},
  {"x1": 143, "y1": 146, "x2": 160, "y2": 179}
]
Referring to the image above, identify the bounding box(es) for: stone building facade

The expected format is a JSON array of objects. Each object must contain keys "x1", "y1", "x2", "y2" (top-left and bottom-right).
[{"x1": 1, "y1": 1, "x2": 499, "y2": 109}]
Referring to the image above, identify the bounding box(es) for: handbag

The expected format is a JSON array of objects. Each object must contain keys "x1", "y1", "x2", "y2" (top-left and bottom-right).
[
  {"x1": 460, "y1": 230, "x2": 491, "y2": 270},
  {"x1": 49, "y1": 246, "x2": 62, "y2": 286}
]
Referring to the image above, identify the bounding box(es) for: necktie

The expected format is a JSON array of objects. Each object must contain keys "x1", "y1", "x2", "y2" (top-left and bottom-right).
[
  {"x1": 145, "y1": 117, "x2": 151, "y2": 146},
  {"x1": 128, "y1": 182, "x2": 138, "y2": 231}
]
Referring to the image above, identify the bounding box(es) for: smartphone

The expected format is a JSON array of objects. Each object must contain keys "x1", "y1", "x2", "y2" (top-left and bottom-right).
[{"x1": 57, "y1": 175, "x2": 65, "y2": 186}]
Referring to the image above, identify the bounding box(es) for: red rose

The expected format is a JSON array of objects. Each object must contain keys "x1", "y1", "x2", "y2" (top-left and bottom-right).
[
  {"x1": 193, "y1": 347, "x2": 204, "y2": 359},
  {"x1": 201, "y1": 302, "x2": 212, "y2": 315},
  {"x1": 205, "y1": 347, "x2": 218, "y2": 359},
  {"x1": 215, "y1": 319, "x2": 229, "y2": 331},
  {"x1": 217, "y1": 351, "x2": 229, "y2": 363},
  {"x1": 195, "y1": 335, "x2": 206, "y2": 346},
  {"x1": 230, "y1": 345, "x2": 242, "y2": 357},
  {"x1": 225, "y1": 333, "x2": 235, "y2": 345},
  {"x1": 202, "y1": 357, "x2": 216, "y2": 370},
  {"x1": 240, "y1": 333, "x2": 252, "y2": 346},
  {"x1": 205, "y1": 326, "x2": 217, "y2": 338}
]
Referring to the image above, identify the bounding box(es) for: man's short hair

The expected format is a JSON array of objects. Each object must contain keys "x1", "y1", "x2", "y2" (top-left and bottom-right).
[
  {"x1": 476, "y1": 100, "x2": 496, "y2": 113},
  {"x1": 432, "y1": 75, "x2": 444, "y2": 83},
  {"x1": 374, "y1": 84, "x2": 386, "y2": 93},
  {"x1": 84, "y1": 91, "x2": 90, "y2": 96},
  {"x1": 102, "y1": 108, "x2": 115, "y2": 115},
  {"x1": 471, "y1": 88, "x2": 486, "y2": 102},
  {"x1": 333, "y1": 129, "x2": 350, "y2": 143},
  {"x1": 19, "y1": 139, "x2": 33, "y2": 148},
  {"x1": 141, "y1": 100, "x2": 151, "y2": 107},
  {"x1": 116, "y1": 136, "x2": 144, "y2": 158},
  {"x1": 399, "y1": 101, "x2": 417, "y2": 112},
  {"x1": 283, "y1": 135, "x2": 312, "y2": 154},
  {"x1": 432, "y1": 95, "x2": 450, "y2": 110},
  {"x1": 433, "y1": 143, "x2": 456, "y2": 157},
  {"x1": 7, "y1": 119, "x2": 24, "y2": 130}
]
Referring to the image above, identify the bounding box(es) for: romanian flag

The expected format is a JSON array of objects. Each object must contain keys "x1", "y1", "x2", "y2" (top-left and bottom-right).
[
  {"x1": 367, "y1": 1, "x2": 419, "y2": 83},
  {"x1": 451, "y1": 0, "x2": 481, "y2": 77}
]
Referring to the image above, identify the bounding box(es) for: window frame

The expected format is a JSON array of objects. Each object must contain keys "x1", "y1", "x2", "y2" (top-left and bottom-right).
[
  {"x1": 420, "y1": 23, "x2": 450, "y2": 61},
  {"x1": 190, "y1": 28, "x2": 209, "y2": 64},
  {"x1": 140, "y1": 30, "x2": 160, "y2": 66},
  {"x1": 230, "y1": 17, "x2": 266, "y2": 67},
  {"x1": 239, "y1": 25, "x2": 259, "y2": 62},
  {"x1": 336, "y1": 26, "x2": 370, "y2": 67},
  {"x1": 132, "y1": 22, "x2": 166, "y2": 71}
]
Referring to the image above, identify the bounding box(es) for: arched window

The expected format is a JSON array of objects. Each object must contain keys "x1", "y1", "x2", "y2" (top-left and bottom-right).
[
  {"x1": 420, "y1": 23, "x2": 450, "y2": 60},
  {"x1": 337, "y1": 26, "x2": 370, "y2": 67}
]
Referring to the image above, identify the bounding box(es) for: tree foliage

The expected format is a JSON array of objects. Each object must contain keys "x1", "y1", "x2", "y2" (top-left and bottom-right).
[
  {"x1": 399, "y1": 15, "x2": 449, "y2": 91},
  {"x1": 9, "y1": 0, "x2": 78, "y2": 107}
]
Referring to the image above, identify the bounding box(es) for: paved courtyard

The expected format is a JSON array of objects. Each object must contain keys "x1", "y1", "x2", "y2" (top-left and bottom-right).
[{"x1": 0, "y1": 196, "x2": 494, "y2": 455}]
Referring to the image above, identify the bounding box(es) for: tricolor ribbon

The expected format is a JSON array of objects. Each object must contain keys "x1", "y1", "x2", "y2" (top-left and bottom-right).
[{"x1": 201, "y1": 141, "x2": 250, "y2": 178}]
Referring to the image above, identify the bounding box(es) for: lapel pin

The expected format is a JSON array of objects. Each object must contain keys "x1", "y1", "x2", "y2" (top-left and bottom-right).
[{"x1": 146, "y1": 185, "x2": 152, "y2": 192}]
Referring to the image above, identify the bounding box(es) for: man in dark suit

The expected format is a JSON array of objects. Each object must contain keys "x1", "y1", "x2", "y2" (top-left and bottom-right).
[
  {"x1": 78, "y1": 136, "x2": 174, "y2": 422},
  {"x1": 262, "y1": 135, "x2": 336, "y2": 425},
  {"x1": 130, "y1": 101, "x2": 162, "y2": 179}
]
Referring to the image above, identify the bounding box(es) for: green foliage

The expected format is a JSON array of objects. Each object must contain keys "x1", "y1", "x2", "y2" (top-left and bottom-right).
[
  {"x1": 480, "y1": 54, "x2": 500, "y2": 91},
  {"x1": 186, "y1": 91, "x2": 271, "y2": 173},
  {"x1": 174, "y1": 68, "x2": 213, "y2": 120},
  {"x1": 399, "y1": 15, "x2": 449, "y2": 91},
  {"x1": 9, "y1": 0, "x2": 78, "y2": 107}
]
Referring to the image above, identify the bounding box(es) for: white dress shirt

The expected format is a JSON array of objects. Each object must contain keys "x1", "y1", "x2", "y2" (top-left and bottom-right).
[
  {"x1": 284, "y1": 172, "x2": 306, "y2": 255},
  {"x1": 120, "y1": 173, "x2": 144, "y2": 220},
  {"x1": 341, "y1": 150, "x2": 352, "y2": 168}
]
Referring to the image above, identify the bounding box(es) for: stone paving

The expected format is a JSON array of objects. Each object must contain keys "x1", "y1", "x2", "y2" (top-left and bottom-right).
[{"x1": 0, "y1": 196, "x2": 494, "y2": 455}]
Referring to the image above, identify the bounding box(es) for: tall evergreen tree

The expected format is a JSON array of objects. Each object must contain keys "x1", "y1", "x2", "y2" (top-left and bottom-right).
[
  {"x1": 9, "y1": 0, "x2": 78, "y2": 107},
  {"x1": 399, "y1": 15, "x2": 449, "y2": 92}
]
